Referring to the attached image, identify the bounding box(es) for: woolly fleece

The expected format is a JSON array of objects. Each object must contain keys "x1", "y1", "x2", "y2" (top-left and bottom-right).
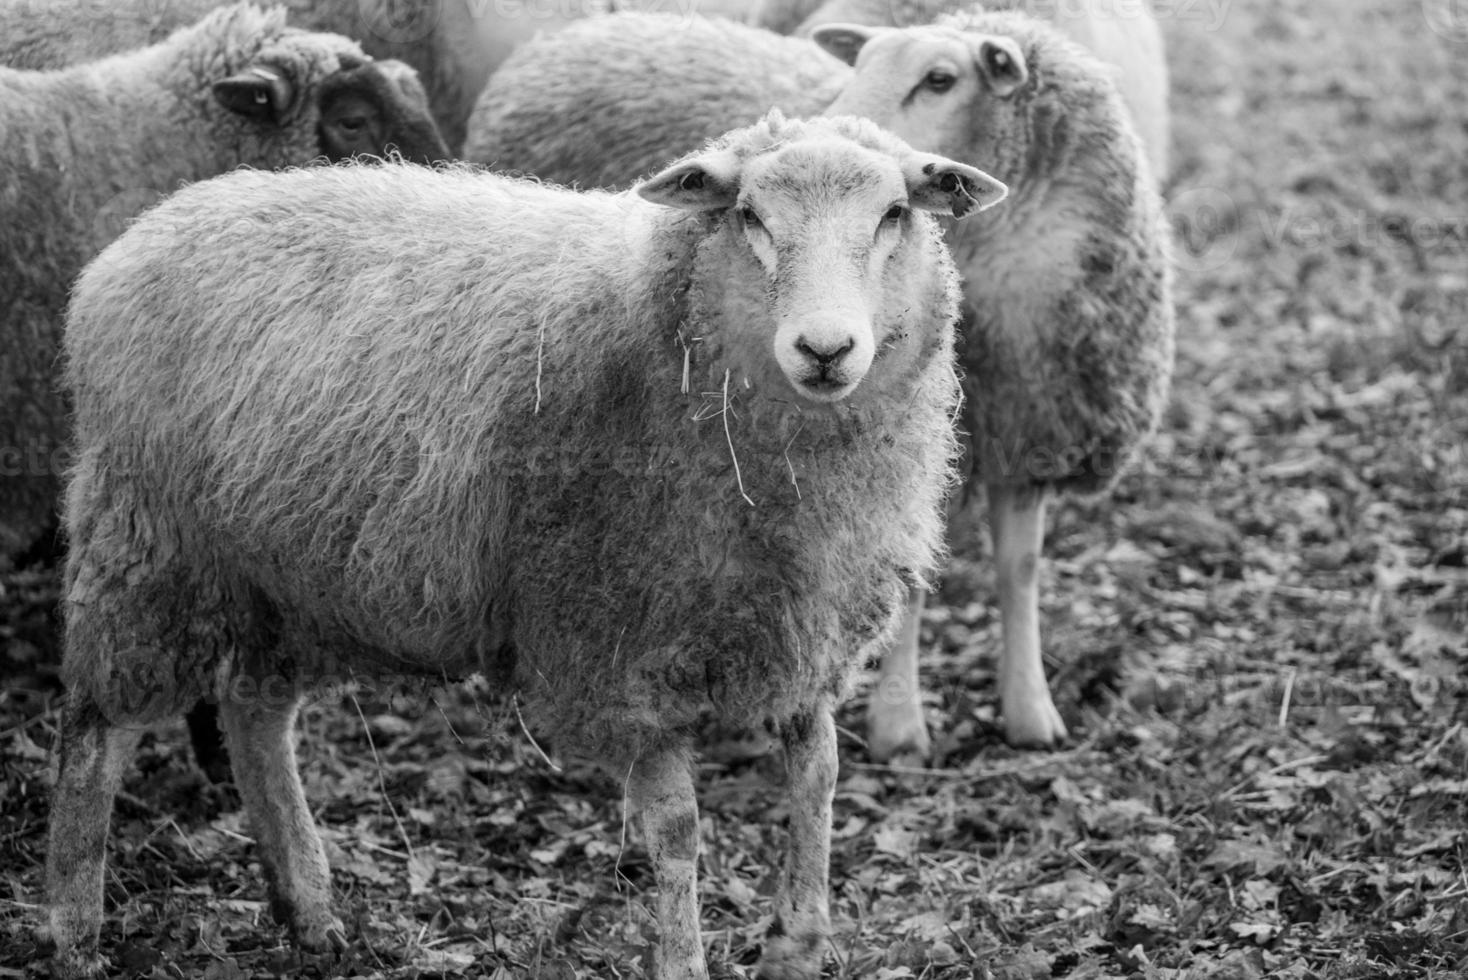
[
  {"x1": 462, "y1": 9, "x2": 1173, "y2": 497},
  {"x1": 755, "y1": 0, "x2": 1171, "y2": 177},
  {"x1": 890, "y1": 10, "x2": 1173, "y2": 495},
  {"x1": 0, "y1": 4, "x2": 445, "y2": 560},
  {"x1": 2, "y1": 0, "x2": 585, "y2": 152},
  {"x1": 464, "y1": 13, "x2": 848, "y2": 185},
  {"x1": 60, "y1": 115, "x2": 964, "y2": 768}
]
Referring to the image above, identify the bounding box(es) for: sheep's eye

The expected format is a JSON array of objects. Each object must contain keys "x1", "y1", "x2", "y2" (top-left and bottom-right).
[
  {"x1": 882, "y1": 204, "x2": 906, "y2": 224},
  {"x1": 336, "y1": 115, "x2": 367, "y2": 133},
  {"x1": 739, "y1": 206, "x2": 763, "y2": 230},
  {"x1": 923, "y1": 69, "x2": 957, "y2": 93}
]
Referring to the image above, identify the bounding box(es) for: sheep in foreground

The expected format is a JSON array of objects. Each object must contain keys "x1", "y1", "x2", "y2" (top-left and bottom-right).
[
  {"x1": 757, "y1": 0, "x2": 1171, "y2": 178},
  {"x1": 0, "y1": 3, "x2": 448, "y2": 566},
  {"x1": 465, "y1": 9, "x2": 1174, "y2": 757},
  {"x1": 45, "y1": 113, "x2": 1007, "y2": 979}
]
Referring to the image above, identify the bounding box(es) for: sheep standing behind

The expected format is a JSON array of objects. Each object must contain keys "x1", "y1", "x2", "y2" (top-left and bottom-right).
[
  {"x1": 46, "y1": 114, "x2": 1006, "y2": 979},
  {"x1": 1, "y1": 0, "x2": 760, "y2": 152},
  {"x1": 820, "y1": 11, "x2": 1174, "y2": 755},
  {"x1": 466, "y1": 9, "x2": 1174, "y2": 757},
  {"x1": 465, "y1": 14, "x2": 848, "y2": 183},
  {"x1": 1, "y1": 0, "x2": 500, "y2": 150},
  {"x1": 0, "y1": 3, "x2": 447, "y2": 565},
  {"x1": 758, "y1": 0, "x2": 1171, "y2": 178}
]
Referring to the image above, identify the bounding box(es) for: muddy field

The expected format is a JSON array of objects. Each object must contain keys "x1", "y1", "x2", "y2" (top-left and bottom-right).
[{"x1": 3, "y1": 0, "x2": 1466, "y2": 976}]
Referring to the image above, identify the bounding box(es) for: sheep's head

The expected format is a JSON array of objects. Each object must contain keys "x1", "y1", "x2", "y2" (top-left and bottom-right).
[
  {"x1": 814, "y1": 21, "x2": 1034, "y2": 185},
  {"x1": 210, "y1": 27, "x2": 450, "y2": 167},
  {"x1": 636, "y1": 114, "x2": 1005, "y2": 405}
]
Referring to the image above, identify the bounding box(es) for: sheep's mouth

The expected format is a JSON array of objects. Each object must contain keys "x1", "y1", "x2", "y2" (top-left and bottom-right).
[{"x1": 795, "y1": 373, "x2": 858, "y2": 403}]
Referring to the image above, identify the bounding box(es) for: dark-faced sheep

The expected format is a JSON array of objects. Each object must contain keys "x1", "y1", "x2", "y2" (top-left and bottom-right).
[
  {"x1": 0, "y1": 2, "x2": 449, "y2": 567},
  {"x1": 465, "y1": 9, "x2": 1174, "y2": 757},
  {"x1": 0, "y1": 0, "x2": 512, "y2": 151},
  {"x1": 0, "y1": 0, "x2": 762, "y2": 152},
  {"x1": 44, "y1": 113, "x2": 1006, "y2": 980}
]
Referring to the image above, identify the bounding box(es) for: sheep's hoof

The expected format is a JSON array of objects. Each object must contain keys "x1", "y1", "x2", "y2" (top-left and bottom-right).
[
  {"x1": 865, "y1": 697, "x2": 931, "y2": 763},
  {"x1": 1002, "y1": 693, "x2": 1068, "y2": 748},
  {"x1": 49, "y1": 949, "x2": 107, "y2": 980},
  {"x1": 294, "y1": 912, "x2": 348, "y2": 953},
  {"x1": 756, "y1": 927, "x2": 825, "y2": 980},
  {"x1": 651, "y1": 941, "x2": 709, "y2": 980}
]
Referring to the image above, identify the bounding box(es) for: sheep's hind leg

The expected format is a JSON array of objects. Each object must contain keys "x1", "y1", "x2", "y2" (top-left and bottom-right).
[
  {"x1": 758, "y1": 705, "x2": 837, "y2": 980},
  {"x1": 219, "y1": 688, "x2": 344, "y2": 952},
  {"x1": 989, "y1": 481, "x2": 1068, "y2": 746},
  {"x1": 43, "y1": 698, "x2": 143, "y2": 980},
  {"x1": 630, "y1": 748, "x2": 707, "y2": 980},
  {"x1": 865, "y1": 585, "x2": 932, "y2": 761}
]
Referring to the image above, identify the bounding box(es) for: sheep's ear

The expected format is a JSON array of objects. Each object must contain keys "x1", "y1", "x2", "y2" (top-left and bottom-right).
[
  {"x1": 972, "y1": 35, "x2": 1028, "y2": 97},
  {"x1": 637, "y1": 151, "x2": 742, "y2": 211},
  {"x1": 810, "y1": 23, "x2": 880, "y2": 66},
  {"x1": 375, "y1": 58, "x2": 432, "y2": 109},
  {"x1": 213, "y1": 64, "x2": 295, "y2": 124},
  {"x1": 903, "y1": 153, "x2": 1007, "y2": 218}
]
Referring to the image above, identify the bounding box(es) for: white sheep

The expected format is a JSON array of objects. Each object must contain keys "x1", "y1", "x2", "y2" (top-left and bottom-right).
[
  {"x1": 466, "y1": 9, "x2": 1175, "y2": 757},
  {"x1": 758, "y1": 0, "x2": 1171, "y2": 178},
  {"x1": 0, "y1": 2, "x2": 448, "y2": 567},
  {"x1": 467, "y1": 3, "x2": 1167, "y2": 183},
  {"x1": 820, "y1": 10, "x2": 1174, "y2": 756},
  {"x1": 464, "y1": 13, "x2": 849, "y2": 184},
  {"x1": 44, "y1": 112, "x2": 1007, "y2": 980}
]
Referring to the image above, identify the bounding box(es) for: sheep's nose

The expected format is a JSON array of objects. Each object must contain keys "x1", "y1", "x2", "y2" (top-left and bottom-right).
[{"x1": 796, "y1": 336, "x2": 855, "y2": 368}]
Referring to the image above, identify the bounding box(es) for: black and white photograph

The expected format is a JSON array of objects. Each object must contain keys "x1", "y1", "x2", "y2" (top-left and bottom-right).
[{"x1": 1, "y1": 0, "x2": 1465, "y2": 976}]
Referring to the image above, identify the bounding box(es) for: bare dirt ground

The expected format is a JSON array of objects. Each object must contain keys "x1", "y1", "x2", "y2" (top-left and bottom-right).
[{"x1": 2, "y1": 0, "x2": 1465, "y2": 976}]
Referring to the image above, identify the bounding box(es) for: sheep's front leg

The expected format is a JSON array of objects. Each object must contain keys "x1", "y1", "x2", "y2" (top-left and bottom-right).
[
  {"x1": 865, "y1": 586, "x2": 931, "y2": 761},
  {"x1": 629, "y1": 748, "x2": 707, "y2": 980},
  {"x1": 989, "y1": 481, "x2": 1068, "y2": 746},
  {"x1": 218, "y1": 689, "x2": 344, "y2": 951},
  {"x1": 759, "y1": 706, "x2": 837, "y2": 980},
  {"x1": 44, "y1": 699, "x2": 143, "y2": 979}
]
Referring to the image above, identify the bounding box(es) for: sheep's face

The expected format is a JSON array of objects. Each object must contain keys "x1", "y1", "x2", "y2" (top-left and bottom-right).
[
  {"x1": 637, "y1": 120, "x2": 1006, "y2": 404},
  {"x1": 211, "y1": 42, "x2": 450, "y2": 167},
  {"x1": 815, "y1": 24, "x2": 1030, "y2": 181}
]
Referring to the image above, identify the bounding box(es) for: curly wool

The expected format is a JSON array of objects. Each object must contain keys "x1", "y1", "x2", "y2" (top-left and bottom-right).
[
  {"x1": 61, "y1": 124, "x2": 962, "y2": 768},
  {"x1": 927, "y1": 9, "x2": 1173, "y2": 494},
  {"x1": 2, "y1": 0, "x2": 577, "y2": 152},
  {"x1": 0, "y1": 4, "x2": 383, "y2": 559},
  {"x1": 753, "y1": 0, "x2": 1170, "y2": 177},
  {"x1": 461, "y1": 9, "x2": 1172, "y2": 498},
  {"x1": 464, "y1": 13, "x2": 849, "y2": 186}
]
